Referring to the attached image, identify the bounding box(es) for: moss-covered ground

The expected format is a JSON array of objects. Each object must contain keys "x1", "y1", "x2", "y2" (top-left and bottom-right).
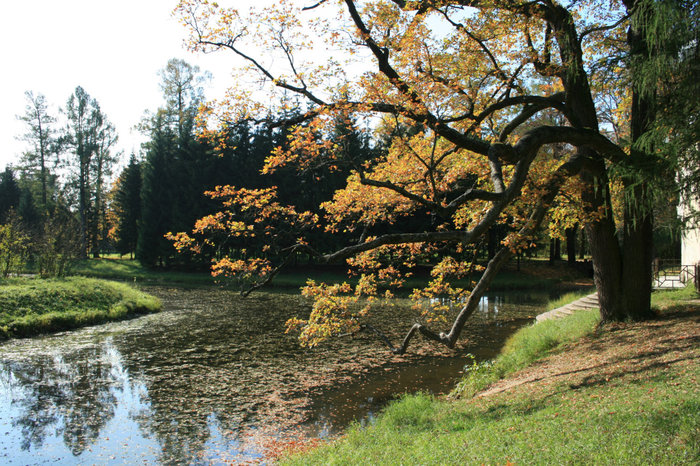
[{"x1": 0, "y1": 277, "x2": 162, "y2": 339}]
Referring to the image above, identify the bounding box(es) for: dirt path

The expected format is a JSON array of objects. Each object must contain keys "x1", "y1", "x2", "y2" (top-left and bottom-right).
[{"x1": 478, "y1": 303, "x2": 700, "y2": 399}]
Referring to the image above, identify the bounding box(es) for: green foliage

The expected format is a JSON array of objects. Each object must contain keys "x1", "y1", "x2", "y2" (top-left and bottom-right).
[
  {"x1": 0, "y1": 167, "x2": 21, "y2": 223},
  {"x1": 33, "y1": 206, "x2": 82, "y2": 277},
  {"x1": 0, "y1": 218, "x2": 30, "y2": 278},
  {"x1": 0, "y1": 277, "x2": 161, "y2": 339},
  {"x1": 285, "y1": 370, "x2": 699, "y2": 465},
  {"x1": 453, "y1": 308, "x2": 600, "y2": 398},
  {"x1": 15, "y1": 90, "x2": 59, "y2": 212},
  {"x1": 632, "y1": 0, "x2": 700, "y2": 220},
  {"x1": 137, "y1": 115, "x2": 176, "y2": 267},
  {"x1": 64, "y1": 85, "x2": 119, "y2": 258},
  {"x1": 136, "y1": 59, "x2": 232, "y2": 268},
  {"x1": 114, "y1": 155, "x2": 142, "y2": 256},
  {"x1": 283, "y1": 291, "x2": 699, "y2": 465}
]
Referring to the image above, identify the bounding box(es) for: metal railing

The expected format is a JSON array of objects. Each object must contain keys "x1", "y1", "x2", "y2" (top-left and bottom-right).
[{"x1": 652, "y1": 260, "x2": 699, "y2": 289}]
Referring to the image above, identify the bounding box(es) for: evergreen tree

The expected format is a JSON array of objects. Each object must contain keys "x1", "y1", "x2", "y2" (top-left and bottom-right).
[
  {"x1": 137, "y1": 59, "x2": 217, "y2": 267},
  {"x1": 89, "y1": 113, "x2": 118, "y2": 257},
  {"x1": 114, "y1": 155, "x2": 142, "y2": 257},
  {"x1": 0, "y1": 167, "x2": 21, "y2": 223},
  {"x1": 63, "y1": 86, "x2": 119, "y2": 258},
  {"x1": 16, "y1": 91, "x2": 59, "y2": 212},
  {"x1": 17, "y1": 187, "x2": 41, "y2": 234},
  {"x1": 137, "y1": 117, "x2": 176, "y2": 267}
]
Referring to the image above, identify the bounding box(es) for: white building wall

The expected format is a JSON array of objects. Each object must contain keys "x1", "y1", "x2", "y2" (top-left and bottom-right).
[{"x1": 680, "y1": 194, "x2": 700, "y2": 283}]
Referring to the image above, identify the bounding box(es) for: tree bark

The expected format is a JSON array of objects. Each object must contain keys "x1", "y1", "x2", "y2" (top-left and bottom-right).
[
  {"x1": 619, "y1": 8, "x2": 656, "y2": 319},
  {"x1": 565, "y1": 224, "x2": 577, "y2": 265},
  {"x1": 549, "y1": 237, "x2": 561, "y2": 263}
]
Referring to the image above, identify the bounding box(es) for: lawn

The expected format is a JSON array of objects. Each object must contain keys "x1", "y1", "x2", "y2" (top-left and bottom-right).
[
  {"x1": 0, "y1": 276, "x2": 162, "y2": 339},
  {"x1": 281, "y1": 286, "x2": 700, "y2": 464}
]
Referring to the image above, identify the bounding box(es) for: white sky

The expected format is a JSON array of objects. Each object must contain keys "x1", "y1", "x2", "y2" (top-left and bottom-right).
[{"x1": 0, "y1": 0, "x2": 253, "y2": 171}]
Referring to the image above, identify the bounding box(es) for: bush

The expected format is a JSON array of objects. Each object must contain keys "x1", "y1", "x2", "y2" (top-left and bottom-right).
[{"x1": 0, "y1": 217, "x2": 30, "y2": 278}]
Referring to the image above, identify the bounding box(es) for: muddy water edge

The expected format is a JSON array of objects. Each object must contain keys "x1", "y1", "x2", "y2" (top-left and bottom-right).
[{"x1": 0, "y1": 286, "x2": 561, "y2": 463}]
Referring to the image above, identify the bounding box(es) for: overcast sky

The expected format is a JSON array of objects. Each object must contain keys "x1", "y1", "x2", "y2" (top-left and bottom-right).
[{"x1": 0, "y1": 0, "x2": 252, "y2": 171}]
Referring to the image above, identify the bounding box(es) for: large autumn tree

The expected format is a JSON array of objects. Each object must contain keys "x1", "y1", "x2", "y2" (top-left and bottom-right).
[{"x1": 173, "y1": 0, "x2": 688, "y2": 352}]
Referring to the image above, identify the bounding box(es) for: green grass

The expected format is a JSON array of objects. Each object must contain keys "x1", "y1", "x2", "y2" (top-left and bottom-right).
[
  {"x1": 286, "y1": 371, "x2": 699, "y2": 465},
  {"x1": 282, "y1": 287, "x2": 699, "y2": 465},
  {"x1": 0, "y1": 277, "x2": 162, "y2": 339},
  {"x1": 544, "y1": 288, "x2": 595, "y2": 310},
  {"x1": 651, "y1": 283, "x2": 700, "y2": 308},
  {"x1": 71, "y1": 257, "x2": 574, "y2": 292},
  {"x1": 452, "y1": 307, "x2": 600, "y2": 398},
  {"x1": 70, "y1": 258, "x2": 215, "y2": 287}
]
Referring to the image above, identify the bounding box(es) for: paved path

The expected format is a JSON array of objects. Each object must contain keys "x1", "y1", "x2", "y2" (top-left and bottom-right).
[{"x1": 536, "y1": 293, "x2": 599, "y2": 322}]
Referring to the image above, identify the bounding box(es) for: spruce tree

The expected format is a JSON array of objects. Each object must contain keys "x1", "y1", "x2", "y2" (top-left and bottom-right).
[
  {"x1": 137, "y1": 118, "x2": 175, "y2": 267},
  {"x1": 0, "y1": 167, "x2": 21, "y2": 223},
  {"x1": 114, "y1": 155, "x2": 142, "y2": 257}
]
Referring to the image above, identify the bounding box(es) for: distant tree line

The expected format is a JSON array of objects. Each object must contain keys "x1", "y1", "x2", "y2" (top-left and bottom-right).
[
  {"x1": 0, "y1": 85, "x2": 116, "y2": 276},
  {"x1": 2, "y1": 56, "x2": 681, "y2": 277},
  {"x1": 111, "y1": 59, "x2": 377, "y2": 269}
]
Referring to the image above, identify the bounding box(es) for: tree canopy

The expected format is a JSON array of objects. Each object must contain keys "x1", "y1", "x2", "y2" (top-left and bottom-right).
[{"x1": 171, "y1": 0, "x2": 695, "y2": 352}]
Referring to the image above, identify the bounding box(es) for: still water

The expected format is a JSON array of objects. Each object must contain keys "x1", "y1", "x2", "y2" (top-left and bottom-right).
[{"x1": 0, "y1": 287, "x2": 559, "y2": 464}]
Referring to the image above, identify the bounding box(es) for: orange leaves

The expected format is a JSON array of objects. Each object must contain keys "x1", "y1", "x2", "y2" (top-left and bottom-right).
[
  {"x1": 262, "y1": 116, "x2": 337, "y2": 175},
  {"x1": 289, "y1": 279, "x2": 364, "y2": 348},
  {"x1": 409, "y1": 256, "x2": 474, "y2": 324},
  {"x1": 165, "y1": 231, "x2": 198, "y2": 254},
  {"x1": 166, "y1": 184, "x2": 317, "y2": 291},
  {"x1": 501, "y1": 231, "x2": 537, "y2": 254},
  {"x1": 211, "y1": 257, "x2": 272, "y2": 280}
]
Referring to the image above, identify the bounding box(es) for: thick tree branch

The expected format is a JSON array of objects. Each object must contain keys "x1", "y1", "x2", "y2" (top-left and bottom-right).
[
  {"x1": 580, "y1": 14, "x2": 630, "y2": 42},
  {"x1": 473, "y1": 93, "x2": 569, "y2": 128},
  {"x1": 320, "y1": 230, "x2": 467, "y2": 263},
  {"x1": 359, "y1": 176, "x2": 447, "y2": 216}
]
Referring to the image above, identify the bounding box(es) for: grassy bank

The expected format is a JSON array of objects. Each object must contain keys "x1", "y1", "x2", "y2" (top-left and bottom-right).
[
  {"x1": 70, "y1": 258, "x2": 215, "y2": 287},
  {"x1": 0, "y1": 277, "x2": 162, "y2": 339},
  {"x1": 73, "y1": 257, "x2": 591, "y2": 291},
  {"x1": 283, "y1": 286, "x2": 700, "y2": 464}
]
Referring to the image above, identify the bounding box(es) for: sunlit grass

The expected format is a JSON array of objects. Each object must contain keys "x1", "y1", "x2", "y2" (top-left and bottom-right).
[
  {"x1": 71, "y1": 258, "x2": 213, "y2": 285},
  {"x1": 545, "y1": 288, "x2": 595, "y2": 310},
  {"x1": 283, "y1": 289, "x2": 699, "y2": 465},
  {"x1": 286, "y1": 369, "x2": 699, "y2": 465},
  {"x1": 651, "y1": 283, "x2": 699, "y2": 308},
  {"x1": 0, "y1": 276, "x2": 162, "y2": 339},
  {"x1": 452, "y1": 307, "x2": 600, "y2": 398}
]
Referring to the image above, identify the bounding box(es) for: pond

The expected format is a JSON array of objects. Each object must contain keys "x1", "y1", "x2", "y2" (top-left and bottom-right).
[{"x1": 0, "y1": 286, "x2": 561, "y2": 464}]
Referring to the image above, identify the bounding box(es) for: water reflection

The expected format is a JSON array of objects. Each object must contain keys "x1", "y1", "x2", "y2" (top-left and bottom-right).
[{"x1": 0, "y1": 288, "x2": 560, "y2": 463}]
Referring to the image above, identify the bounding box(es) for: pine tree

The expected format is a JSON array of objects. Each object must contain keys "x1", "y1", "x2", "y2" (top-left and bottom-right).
[
  {"x1": 137, "y1": 117, "x2": 175, "y2": 267},
  {"x1": 114, "y1": 155, "x2": 142, "y2": 257},
  {"x1": 0, "y1": 167, "x2": 21, "y2": 223},
  {"x1": 16, "y1": 91, "x2": 59, "y2": 212}
]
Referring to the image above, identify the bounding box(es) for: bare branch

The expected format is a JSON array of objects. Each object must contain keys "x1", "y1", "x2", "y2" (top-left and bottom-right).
[
  {"x1": 302, "y1": 0, "x2": 329, "y2": 11},
  {"x1": 197, "y1": 39, "x2": 329, "y2": 106},
  {"x1": 580, "y1": 14, "x2": 630, "y2": 42}
]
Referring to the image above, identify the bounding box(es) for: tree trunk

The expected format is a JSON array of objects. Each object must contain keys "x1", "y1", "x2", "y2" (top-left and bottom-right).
[
  {"x1": 549, "y1": 3, "x2": 654, "y2": 323},
  {"x1": 621, "y1": 186, "x2": 654, "y2": 319},
  {"x1": 566, "y1": 224, "x2": 577, "y2": 265},
  {"x1": 579, "y1": 153, "x2": 627, "y2": 322},
  {"x1": 549, "y1": 237, "x2": 561, "y2": 263},
  {"x1": 619, "y1": 2, "x2": 656, "y2": 320}
]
